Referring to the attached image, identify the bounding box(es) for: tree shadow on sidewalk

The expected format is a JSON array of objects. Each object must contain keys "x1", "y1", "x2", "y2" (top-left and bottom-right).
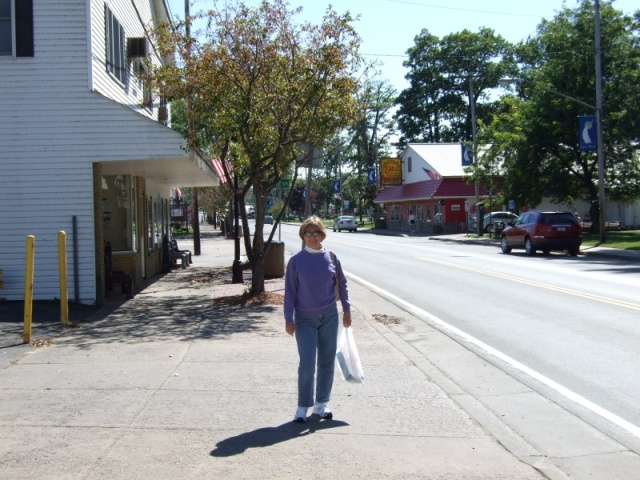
[{"x1": 210, "y1": 418, "x2": 349, "y2": 457}]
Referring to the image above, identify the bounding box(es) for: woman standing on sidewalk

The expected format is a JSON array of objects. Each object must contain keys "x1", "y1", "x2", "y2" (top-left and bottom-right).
[{"x1": 284, "y1": 215, "x2": 351, "y2": 423}]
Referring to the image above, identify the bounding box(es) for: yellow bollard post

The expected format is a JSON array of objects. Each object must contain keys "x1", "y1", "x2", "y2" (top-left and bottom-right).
[
  {"x1": 58, "y1": 231, "x2": 69, "y2": 326},
  {"x1": 23, "y1": 235, "x2": 35, "y2": 344}
]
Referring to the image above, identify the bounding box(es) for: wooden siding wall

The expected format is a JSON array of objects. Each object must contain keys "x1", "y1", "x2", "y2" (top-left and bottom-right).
[
  {"x1": 403, "y1": 147, "x2": 434, "y2": 184},
  {"x1": 0, "y1": 0, "x2": 176, "y2": 303},
  {"x1": 0, "y1": 0, "x2": 97, "y2": 302},
  {"x1": 90, "y1": 0, "x2": 162, "y2": 120}
]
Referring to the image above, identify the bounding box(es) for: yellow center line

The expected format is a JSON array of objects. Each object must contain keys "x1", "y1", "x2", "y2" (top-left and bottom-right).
[
  {"x1": 327, "y1": 240, "x2": 384, "y2": 252},
  {"x1": 417, "y1": 257, "x2": 640, "y2": 311}
]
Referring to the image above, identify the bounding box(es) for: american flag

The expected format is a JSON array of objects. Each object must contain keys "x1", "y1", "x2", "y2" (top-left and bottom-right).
[{"x1": 422, "y1": 167, "x2": 442, "y2": 181}]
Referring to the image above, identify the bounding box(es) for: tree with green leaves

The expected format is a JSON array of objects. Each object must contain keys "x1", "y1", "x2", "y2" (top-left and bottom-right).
[
  {"x1": 168, "y1": 99, "x2": 233, "y2": 225},
  {"x1": 347, "y1": 78, "x2": 397, "y2": 218},
  {"x1": 395, "y1": 27, "x2": 517, "y2": 146},
  {"x1": 490, "y1": 1, "x2": 640, "y2": 219},
  {"x1": 149, "y1": 0, "x2": 364, "y2": 293}
]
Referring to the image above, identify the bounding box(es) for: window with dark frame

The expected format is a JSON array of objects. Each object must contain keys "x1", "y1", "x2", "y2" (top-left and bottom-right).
[
  {"x1": 1, "y1": 0, "x2": 34, "y2": 57},
  {"x1": 105, "y1": 6, "x2": 126, "y2": 84},
  {"x1": 142, "y1": 67, "x2": 153, "y2": 110},
  {"x1": 0, "y1": 0, "x2": 11, "y2": 55}
]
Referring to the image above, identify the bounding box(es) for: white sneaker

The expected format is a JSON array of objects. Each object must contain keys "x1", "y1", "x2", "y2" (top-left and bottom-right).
[
  {"x1": 293, "y1": 406, "x2": 308, "y2": 423},
  {"x1": 312, "y1": 402, "x2": 333, "y2": 419}
]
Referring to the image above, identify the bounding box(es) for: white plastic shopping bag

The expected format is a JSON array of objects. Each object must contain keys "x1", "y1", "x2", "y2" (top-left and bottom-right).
[{"x1": 336, "y1": 327, "x2": 364, "y2": 383}]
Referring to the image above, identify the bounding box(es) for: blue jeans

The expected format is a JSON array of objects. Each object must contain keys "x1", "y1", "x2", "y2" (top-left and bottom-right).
[{"x1": 294, "y1": 306, "x2": 339, "y2": 407}]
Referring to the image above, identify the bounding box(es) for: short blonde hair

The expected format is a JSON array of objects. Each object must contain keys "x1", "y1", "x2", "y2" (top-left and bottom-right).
[{"x1": 298, "y1": 215, "x2": 327, "y2": 241}]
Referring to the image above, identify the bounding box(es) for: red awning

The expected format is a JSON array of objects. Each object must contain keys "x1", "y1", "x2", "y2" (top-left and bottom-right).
[
  {"x1": 211, "y1": 158, "x2": 231, "y2": 184},
  {"x1": 374, "y1": 178, "x2": 487, "y2": 203}
]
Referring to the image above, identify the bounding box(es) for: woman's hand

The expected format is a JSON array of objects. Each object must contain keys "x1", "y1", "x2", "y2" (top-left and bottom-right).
[
  {"x1": 342, "y1": 311, "x2": 352, "y2": 328},
  {"x1": 285, "y1": 322, "x2": 295, "y2": 336}
]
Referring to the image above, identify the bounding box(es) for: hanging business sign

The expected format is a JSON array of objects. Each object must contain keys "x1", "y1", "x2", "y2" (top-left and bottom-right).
[{"x1": 380, "y1": 157, "x2": 403, "y2": 186}]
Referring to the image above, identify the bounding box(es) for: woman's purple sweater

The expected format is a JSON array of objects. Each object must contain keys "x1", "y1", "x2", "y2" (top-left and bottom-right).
[{"x1": 284, "y1": 249, "x2": 350, "y2": 324}]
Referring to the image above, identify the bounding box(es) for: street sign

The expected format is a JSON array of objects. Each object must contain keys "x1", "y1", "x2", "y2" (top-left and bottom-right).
[
  {"x1": 508, "y1": 199, "x2": 515, "y2": 210},
  {"x1": 461, "y1": 144, "x2": 474, "y2": 166},
  {"x1": 579, "y1": 116, "x2": 597, "y2": 152},
  {"x1": 367, "y1": 168, "x2": 376, "y2": 184},
  {"x1": 281, "y1": 179, "x2": 290, "y2": 189},
  {"x1": 333, "y1": 180, "x2": 341, "y2": 193},
  {"x1": 297, "y1": 144, "x2": 324, "y2": 168}
]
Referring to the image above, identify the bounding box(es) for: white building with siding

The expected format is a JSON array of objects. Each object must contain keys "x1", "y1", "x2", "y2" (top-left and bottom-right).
[{"x1": 0, "y1": 0, "x2": 219, "y2": 304}]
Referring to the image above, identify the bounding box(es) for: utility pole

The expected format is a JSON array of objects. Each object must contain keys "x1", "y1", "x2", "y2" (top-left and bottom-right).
[
  {"x1": 373, "y1": 125, "x2": 380, "y2": 227},
  {"x1": 469, "y1": 76, "x2": 479, "y2": 206},
  {"x1": 304, "y1": 150, "x2": 312, "y2": 218},
  {"x1": 469, "y1": 76, "x2": 483, "y2": 237},
  {"x1": 338, "y1": 142, "x2": 343, "y2": 215},
  {"x1": 594, "y1": 0, "x2": 606, "y2": 243},
  {"x1": 184, "y1": 1, "x2": 201, "y2": 255}
]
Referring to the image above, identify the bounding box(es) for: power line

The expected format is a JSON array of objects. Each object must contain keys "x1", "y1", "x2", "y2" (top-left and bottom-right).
[{"x1": 386, "y1": 0, "x2": 546, "y2": 18}]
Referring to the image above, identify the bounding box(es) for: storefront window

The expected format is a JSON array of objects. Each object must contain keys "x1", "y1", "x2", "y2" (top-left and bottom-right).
[
  {"x1": 102, "y1": 175, "x2": 136, "y2": 252},
  {"x1": 147, "y1": 195, "x2": 166, "y2": 251},
  {"x1": 417, "y1": 205, "x2": 423, "y2": 221},
  {"x1": 147, "y1": 196, "x2": 153, "y2": 251},
  {"x1": 154, "y1": 197, "x2": 162, "y2": 248},
  {"x1": 391, "y1": 205, "x2": 400, "y2": 221}
]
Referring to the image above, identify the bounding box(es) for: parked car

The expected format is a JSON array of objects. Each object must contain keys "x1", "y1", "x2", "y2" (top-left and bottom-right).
[
  {"x1": 333, "y1": 215, "x2": 358, "y2": 232},
  {"x1": 469, "y1": 211, "x2": 518, "y2": 233},
  {"x1": 500, "y1": 211, "x2": 582, "y2": 256},
  {"x1": 264, "y1": 215, "x2": 274, "y2": 225}
]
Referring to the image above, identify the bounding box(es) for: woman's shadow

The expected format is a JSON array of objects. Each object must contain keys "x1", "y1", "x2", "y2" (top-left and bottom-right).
[{"x1": 210, "y1": 417, "x2": 349, "y2": 457}]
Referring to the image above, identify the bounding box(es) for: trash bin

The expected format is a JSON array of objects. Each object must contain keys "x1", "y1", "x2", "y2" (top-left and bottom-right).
[
  {"x1": 264, "y1": 241, "x2": 285, "y2": 278},
  {"x1": 375, "y1": 217, "x2": 386, "y2": 229},
  {"x1": 494, "y1": 221, "x2": 505, "y2": 234}
]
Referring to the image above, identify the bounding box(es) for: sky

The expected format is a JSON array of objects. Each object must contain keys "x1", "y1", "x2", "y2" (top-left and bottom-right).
[{"x1": 165, "y1": 0, "x2": 639, "y2": 94}]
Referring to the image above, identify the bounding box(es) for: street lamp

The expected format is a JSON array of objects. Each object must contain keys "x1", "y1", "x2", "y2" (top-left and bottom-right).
[{"x1": 499, "y1": 77, "x2": 606, "y2": 243}]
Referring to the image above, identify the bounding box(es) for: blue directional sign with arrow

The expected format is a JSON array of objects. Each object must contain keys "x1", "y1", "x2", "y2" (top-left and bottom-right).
[
  {"x1": 579, "y1": 116, "x2": 597, "y2": 152},
  {"x1": 367, "y1": 168, "x2": 376, "y2": 184},
  {"x1": 461, "y1": 144, "x2": 474, "y2": 166}
]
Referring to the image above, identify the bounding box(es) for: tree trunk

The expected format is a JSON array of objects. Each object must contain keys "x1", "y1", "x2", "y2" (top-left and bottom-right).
[
  {"x1": 247, "y1": 176, "x2": 267, "y2": 294},
  {"x1": 250, "y1": 253, "x2": 266, "y2": 294}
]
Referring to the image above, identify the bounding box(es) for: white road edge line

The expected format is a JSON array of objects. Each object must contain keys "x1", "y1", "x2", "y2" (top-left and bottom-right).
[{"x1": 346, "y1": 270, "x2": 640, "y2": 440}]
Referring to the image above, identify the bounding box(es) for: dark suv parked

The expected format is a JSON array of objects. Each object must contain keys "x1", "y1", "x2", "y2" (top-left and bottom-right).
[{"x1": 500, "y1": 211, "x2": 582, "y2": 256}]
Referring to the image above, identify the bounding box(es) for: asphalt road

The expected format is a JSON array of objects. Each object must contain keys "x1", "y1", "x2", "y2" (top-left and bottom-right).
[{"x1": 273, "y1": 223, "x2": 640, "y2": 449}]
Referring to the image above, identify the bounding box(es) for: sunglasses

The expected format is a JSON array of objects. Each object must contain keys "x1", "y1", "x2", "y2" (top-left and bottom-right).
[{"x1": 304, "y1": 231, "x2": 322, "y2": 237}]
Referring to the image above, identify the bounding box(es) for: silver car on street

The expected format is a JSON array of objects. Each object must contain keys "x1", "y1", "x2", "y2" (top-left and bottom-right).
[{"x1": 333, "y1": 215, "x2": 358, "y2": 232}]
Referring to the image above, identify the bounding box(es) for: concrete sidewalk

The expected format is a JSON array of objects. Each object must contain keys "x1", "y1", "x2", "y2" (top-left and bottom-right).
[{"x1": 0, "y1": 225, "x2": 638, "y2": 479}]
